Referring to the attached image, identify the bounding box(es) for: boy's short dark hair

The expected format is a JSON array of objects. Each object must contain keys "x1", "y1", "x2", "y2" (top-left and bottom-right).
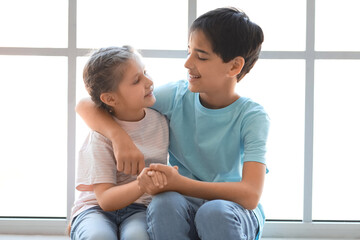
[{"x1": 190, "y1": 7, "x2": 264, "y2": 81}]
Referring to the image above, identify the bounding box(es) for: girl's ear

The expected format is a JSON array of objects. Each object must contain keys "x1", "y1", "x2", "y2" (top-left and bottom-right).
[
  {"x1": 100, "y1": 92, "x2": 116, "y2": 107},
  {"x1": 228, "y1": 56, "x2": 245, "y2": 78}
]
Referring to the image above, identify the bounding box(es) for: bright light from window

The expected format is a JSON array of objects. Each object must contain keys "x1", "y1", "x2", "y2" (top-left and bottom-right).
[
  {"x1": 0, "y1": 0, "x2": 67, "y2": 48},
  {"x1": 315, "y1": 0, "x2": 360, "y2": 51},
  {"x1": 0, "y1": 56, "x2": 67, "y2": 217},
  {"x1": 77, "y1": 0, "x2": 188, "y2": 50},
  {"x1": 313, "y1": 60, "x2": 360, "y2": 220}
]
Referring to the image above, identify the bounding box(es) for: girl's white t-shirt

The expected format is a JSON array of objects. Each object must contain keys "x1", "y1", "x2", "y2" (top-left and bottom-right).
[{"x1": 70, "y1": 108, "x2": 169, "y2": 220}]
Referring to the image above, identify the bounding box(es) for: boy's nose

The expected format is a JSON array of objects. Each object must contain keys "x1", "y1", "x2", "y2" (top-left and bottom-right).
[{"x1": 184, "y1": 56, "x2": 193, "y2": 69}]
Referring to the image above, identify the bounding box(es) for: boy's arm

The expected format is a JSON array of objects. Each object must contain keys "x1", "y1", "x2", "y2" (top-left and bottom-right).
[
  {"x1": 76, "y1": 98, "x2": 145, "y2": 175},
  {"x1": 148, "y1": 162, "x2": 265, "y2": 210}
]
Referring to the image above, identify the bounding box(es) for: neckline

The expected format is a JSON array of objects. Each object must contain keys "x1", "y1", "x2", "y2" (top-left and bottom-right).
[{"x1": 195, "y1": 93, "x2": 247, "y2": 115}]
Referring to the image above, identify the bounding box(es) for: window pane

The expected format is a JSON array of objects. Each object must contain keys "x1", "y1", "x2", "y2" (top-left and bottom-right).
[
  {"x1": 143, "y1": 58, "x2": 187, "y2": 87},
  {"x1": 197, "y1": 0, "x2": 306, "y2": 51},
  {"x1": 77, "y1": 0, "x2": 188, "y2": 50},
  {"x1": 313, "y1": 60, "x2": 360, "y2": 221},
  {"x1": 236, "y1": 60, "x2": 305, "y2": 220},
  {"x1": 315, "y1": 0, "x2": 360, "y2": 51},
  {"x1": 0, "y1": 56, "x2": 67, "y2": 217},
  {"x1": 0, "y1": 0, "x2": 68, "y2": 48}
]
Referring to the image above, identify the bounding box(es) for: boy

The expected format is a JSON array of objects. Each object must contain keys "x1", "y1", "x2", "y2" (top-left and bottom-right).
[{"x1": 77, "y1": 7, "x2": 269, "y2": 240}]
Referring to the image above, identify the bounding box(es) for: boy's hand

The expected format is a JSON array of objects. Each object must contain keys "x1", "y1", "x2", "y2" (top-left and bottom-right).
[
  {"x1": 137, "y1": 168, "x2": 166, "y2": 195},
  {"x1": 148, "y1": 164, "x2": 180, "y2": 190},
  {"x1": 112, "y1": 134, "x2": 145, "y2": 175},
  {"x1": 147, "y1": 170, "x2": 167, "y2": 189}
]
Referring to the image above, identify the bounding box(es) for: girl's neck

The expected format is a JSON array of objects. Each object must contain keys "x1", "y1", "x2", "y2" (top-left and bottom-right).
[{"x1": 113, "y1": 108, "x2": 146, "y2": 122}]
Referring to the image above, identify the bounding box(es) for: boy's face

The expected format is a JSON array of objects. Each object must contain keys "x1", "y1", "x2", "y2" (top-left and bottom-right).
[
  {"x1": 112, "y1": 59, "x2": 155, "y2": 114},
  {"x1": 185, "y1": 30, "x2": 235, "y2": 95}
]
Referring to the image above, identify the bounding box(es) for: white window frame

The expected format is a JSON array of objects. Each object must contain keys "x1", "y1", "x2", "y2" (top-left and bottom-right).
[{"x1": 0, "y1": 0, "x2": 359, "y2": 237}]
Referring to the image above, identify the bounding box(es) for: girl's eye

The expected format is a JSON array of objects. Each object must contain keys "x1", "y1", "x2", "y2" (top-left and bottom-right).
[{"x1": 134, "y1": 78, "x2": 140, "y2": 84}]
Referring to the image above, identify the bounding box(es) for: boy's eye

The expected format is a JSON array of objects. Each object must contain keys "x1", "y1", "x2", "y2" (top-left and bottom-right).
[
  {"x1": 198, "y1": 57, "x2": 207, "y2": 61},
  {"x1": 134, "y1": 78, "x2": 140, "y2": 84}
]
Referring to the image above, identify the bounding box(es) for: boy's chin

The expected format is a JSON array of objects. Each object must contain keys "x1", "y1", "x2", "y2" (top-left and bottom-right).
[{"x1": 187, "y1": 84, "x2": 201, "y2": 93}]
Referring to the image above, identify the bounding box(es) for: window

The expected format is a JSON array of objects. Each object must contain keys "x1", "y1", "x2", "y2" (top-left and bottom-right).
[{"x1": 1, "y1": 0, "x2": 359, "y2": 238}]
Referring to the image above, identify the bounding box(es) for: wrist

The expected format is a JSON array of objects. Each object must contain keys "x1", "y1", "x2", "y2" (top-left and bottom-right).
[{"x1": 108, "y1": 127, "x2": 125, "y2": 143}]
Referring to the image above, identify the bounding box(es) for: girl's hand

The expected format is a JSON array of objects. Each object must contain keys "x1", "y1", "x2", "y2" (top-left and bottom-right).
[
  {"x1": 137, "y1": 168, "x2": 166, "y2": 195},
  {"x1": 148, "y1": 164, "x2": 180, "y2": 190},
  {"x1": 147, "y1": 170, "x2": 167, "y2": 189}
]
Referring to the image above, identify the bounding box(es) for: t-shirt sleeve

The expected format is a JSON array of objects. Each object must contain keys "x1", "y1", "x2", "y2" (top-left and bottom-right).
[
  {"x1": 152, "y1": 80, "x2": 187, "y2": 119},
  {"x1": 76, "y1": 131, "x2": 117, "y2": 191},
  {"x1": 241, "y1": 106, "x2": 270, "y2": 170}
]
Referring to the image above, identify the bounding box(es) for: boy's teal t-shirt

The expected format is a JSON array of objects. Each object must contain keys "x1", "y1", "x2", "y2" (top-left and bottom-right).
[{"x1": 152, "y1": 80, "x2": 270, "y2": 238}]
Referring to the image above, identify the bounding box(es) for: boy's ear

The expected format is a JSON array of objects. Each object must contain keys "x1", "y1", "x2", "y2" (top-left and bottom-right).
[
  {"x1": 228, "y1": 56, "x2": 245, "y2": 78},
  {"x1": 100, "y1": 92, "x2": 116, "y2": 107}
]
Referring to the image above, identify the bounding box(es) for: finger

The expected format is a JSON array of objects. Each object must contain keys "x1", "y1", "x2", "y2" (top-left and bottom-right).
[
  {"x1": 150, "y1": 172, "x2": 160, "y2": 187},
  {"x1": 155, "y1": 171, "x2": 164, "y2": 188},
  {"x1": 137, "y1": 160, "x2": 145, "y2": 175},
  {"x1": 130, "y1": 162, "x2": 137, "y2": 176},
  {"x1": 149, "y1": 164, "x2": 170, "y2": 173},
  {"x1": 161, "y1": 172, "x2": 167, "y2": 186},
  {"x1": 117, "y1": 160, "x2": 124, "y2": 172},
  {"x1": 123, "y1": 161, "x2": 131, "y2": 175},
  {"x1": 147, "y1": 170, "x2": 155, "y2": 177}
]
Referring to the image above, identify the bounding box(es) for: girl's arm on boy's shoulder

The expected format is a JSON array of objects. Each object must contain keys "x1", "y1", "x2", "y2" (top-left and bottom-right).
[
  {"x1": 76, "y1": 98, "x2": 145, "y2": 175},
  {"x1": 149, "y1": 162, "x2": 266, "y2": 210}
]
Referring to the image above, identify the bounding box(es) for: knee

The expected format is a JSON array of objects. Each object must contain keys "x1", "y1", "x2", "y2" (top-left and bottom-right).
[
  {"x1": 195, "y1": 200, "x2": 238, "y2": 226},
  {"x1": 74, "y1": 229, "x2": 117, "y2": 240},
  {"x1": 147, "y1": 192, "x2": 190, "y2": 224},
  {"x1": 148, "y1": 192, "x2": 184, "y2": 214},
  {"x1": 121, "y1": 227, "x2": 149, "y2": 240}
]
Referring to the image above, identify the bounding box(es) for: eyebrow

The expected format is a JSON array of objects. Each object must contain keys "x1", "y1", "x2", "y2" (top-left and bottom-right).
[
  {"x1": 131, "y1": 72, "x2": 139, "y2": 80},
  {"x1": 188, "y1": 46, "x2": 210, "y2": 55}
]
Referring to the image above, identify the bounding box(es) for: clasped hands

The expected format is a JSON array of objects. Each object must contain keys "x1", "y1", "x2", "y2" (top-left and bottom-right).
[{"x1": 137, "y1": 164, "x2": 179, "y2": 196}]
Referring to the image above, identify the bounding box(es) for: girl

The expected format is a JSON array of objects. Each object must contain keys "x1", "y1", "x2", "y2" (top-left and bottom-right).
[{"x1": 69, "y1": 46, "x2": 169, "y2": 240}]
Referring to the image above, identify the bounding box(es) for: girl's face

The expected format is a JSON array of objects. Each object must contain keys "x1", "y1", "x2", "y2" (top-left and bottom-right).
[
  {"x1": 184, "y1": 30, "x2": 234, "y2": 95},
  {"x1": 112, "y1": 58, "x2": 155, "y2": 119}
]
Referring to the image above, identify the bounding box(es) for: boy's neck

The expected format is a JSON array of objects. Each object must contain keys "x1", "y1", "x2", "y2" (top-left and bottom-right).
[
  {"x1": 199, "y1": 92, "x2": 240, "y2": 109},
  {"x1": 113, "y1": 109, "x2": 146, "y2": 122}
]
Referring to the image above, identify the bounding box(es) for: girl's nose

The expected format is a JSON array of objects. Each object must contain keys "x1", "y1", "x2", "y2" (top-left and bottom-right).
[{"x1": 146, "y1": 76, "x2": 153, "y2": 88}]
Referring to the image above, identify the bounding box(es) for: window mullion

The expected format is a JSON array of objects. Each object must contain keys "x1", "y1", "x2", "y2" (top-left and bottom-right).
[
  {"x1": 67, "y1": 0, "x2": 77, "y2": 221},
  {"x1": 303, "y1": 0, "x2": 316, "y2": 223}
]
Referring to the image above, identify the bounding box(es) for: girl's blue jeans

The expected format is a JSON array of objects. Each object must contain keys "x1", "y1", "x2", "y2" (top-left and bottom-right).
[
  {"x1": 147, "y1": 191, "x2": 259, "y2": 240},
  {"x1": 70, "y1": 203, "x2": 148, "y2": 240}
]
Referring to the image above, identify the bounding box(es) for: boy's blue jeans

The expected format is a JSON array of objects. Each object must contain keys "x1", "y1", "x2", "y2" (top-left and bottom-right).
[
  {"x1": 147, "y1": 192, "x2": 259, "y2": 240},
  {"x1": 70, "y1": 203, "x2": 148, "y2": 240}
]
